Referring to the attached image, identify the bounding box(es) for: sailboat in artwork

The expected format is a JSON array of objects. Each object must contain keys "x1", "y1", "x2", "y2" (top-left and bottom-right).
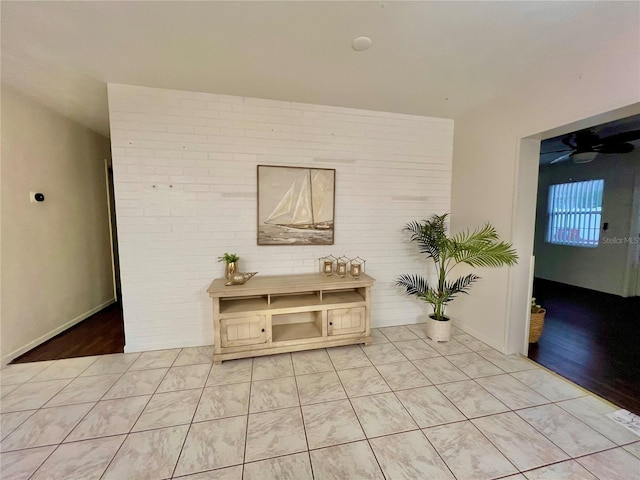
[{"x1": 264, "y1": 169, "x2": 334, "y2": 230}]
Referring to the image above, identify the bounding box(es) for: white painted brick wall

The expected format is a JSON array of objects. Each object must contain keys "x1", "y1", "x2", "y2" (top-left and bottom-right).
[{"x1": 108, "y1": 84, "x2": 453, "y2": 352}]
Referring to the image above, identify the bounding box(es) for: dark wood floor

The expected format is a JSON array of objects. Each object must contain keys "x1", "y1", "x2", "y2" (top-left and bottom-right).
[
  {"x1": 529, "y1": 278, "x2": 640, "y2": 414},
  {"x1": 11, "y1": 302, "x2": 125, "y2": 363}
]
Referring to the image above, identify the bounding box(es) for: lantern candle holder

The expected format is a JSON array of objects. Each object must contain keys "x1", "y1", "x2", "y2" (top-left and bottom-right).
[
  {"x1": 349, "y1": 257, "x2": 366, "y2": 278},
  {"x1": 336, "y1": 256, "x2": 349, "y2": 278},
  {"x1": 318, "y1": 255, "x2": 337, "y2": 276}
]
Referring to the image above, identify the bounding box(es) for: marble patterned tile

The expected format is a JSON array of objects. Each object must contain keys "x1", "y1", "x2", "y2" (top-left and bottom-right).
[
  {"x1": 243, "y1": 452, "x2": 313, "y2": 480},
  {"x1": 1, "y1": 403, "x2": 94, "y2": 451},
  {"x1": 310, "y1": 440, "x2": 384, "y2": 480},
  {"x1": 476, "y1": 374, "x2": 549, "y2": 409},
  {"x1": 102, "y1": 368, "x2": 167, "y2": 399},
  {"x1": 336, "y1": 366, "x2": 390, "y2": 397},
  {"x1": 624, "y1": 441, "x2": 640, "y2": 459},
  {"x1": 350, "y1": 392, "x2": 417, "y2": 437},
  {"x1": 132, "y1": 389, "x2": 200, "y2": 431},
  {"x1": 412, "y1": 357, "x2": 469, "y2": 384},
  {"x1": 79, "y1": 353, "x2": 140, "y2": 376},
  {"x1": 103, "y1": 425, "x2": 189, "y2": 479},
  {"x1": 472, "y1": 412, "x2": 569, "y2": 471},
  {"x1": 0, "y1": 445, "x2": 56, "y2": 480},
  {"x1": 245, "y1": 407, "x2": 307, "y2": 462},
  {"x1": 45, "y1": 374, "x2": 121, "y2": 407},
  {"x1": 173, "y1": 465, "x2": 243, "y2": 479},
  {"x1": 326, "y1": 345, "x2": 372, "y2": 370},
  {"x1": 301, "y1": 399, "x2": 365, "y2": 449},
  {"x1": 31, "y1": 435, "x2": 125, "y2": 480},
  {"x1": 1, "y1": 362, "x2": 55, "y2": 385},
  {"x1": 193, "y1": 383, "x2": 250, "y2": 422},
  {"x1": 510, "y1": 368, "x2": 587, "y2": 402},
  {"x1": 556, "y1": 395, "x2": 640, "y2": 445},
  {"x1": 425, "y1": 420, "x2": 517, "y2": 479},
  {"x1": 395, "y1": 386, "x2": 465, "y2": 428},
  {"x1": 406, "y1": 323, "x2": 429, "y2": 338},
  {"x1": 379, "y1": 325, "x2": 419, "y2": 341},
  {"x1": 423, "y1": 337, "x2": 473, "y2": 355},
  {"x1": 375, "y1": 361, "x2": 432, "y2": 391},
  {"x1": 65, "y1": 396, "x2": 150, "y2": 441},
  {"x1": 174, "y1": 346, "x2": 214, "y2": 366},
  {"x1": 524, "y1": 460, "x2": 598, "y2": 480},
  {"x1": 452, "y1": 333, "x2": 493, "y2": 351},
  {"x1": 249, "y1": 376, "x2": 299, "y2": 413},
  {"x1": 128, "y1": 348, "x2": 181, "y2": 371},
  {"x1": 206, "y1": 358, "x2": 252, "y2": 386},
  {"x1": 0, "y1": 384, "x2": 19, "y2": 398},
  {"x1": 291, "y1": 349, "x2": 334, "y2": 375},
  {"x1": 477, "y1": 349, "x2": 538, "y2": 372},
  {"x1": 174, "y1": 417, "x2": 246, "y2": 476},
  {"x1": 577, "y1": 447, "x2": 640, "y2": 480},
  {"x1": 30, "y1": 357, "x2": 98, "y2": 382},
  {"x1": 156, "y1": 364, "x2": 211, "y2": 393},
  {"x1": 446, "y1": 352, "x2": 504, "y2": 378},
  {"x1": 436, "y1": 379, "x2": 509, "y2": 418},
  {"x1": 296, "y1": 371, "x2": 346, "y2": 405},
  {"x1": 517, "y1": 404, "x2": 615, "y2": 457},
  {"x1": 1, "y1": 410, "x2": 36, "y2": 440},
  {"x1": 251, "y1": 354, "x2": 293, "y2": 381},
  {"x1": 370, "y1": 430, "x2": 455, "y2": 480},
  {"x1": 393, "y1": 339, "x2": 441, "y2": 360},
  {"x1": 362, "y1": 342, "x2": 407, "y2": 365},
  {"x1": 370, "y1": 328, "x2": 390, "y2": 344},
  {"x1": 1, "y1": 379, "x2": 71, "y2": 412}
]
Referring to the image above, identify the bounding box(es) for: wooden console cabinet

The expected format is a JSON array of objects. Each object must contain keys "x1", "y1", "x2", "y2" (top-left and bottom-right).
[{"x1": 207, "y1": 273, "x2": 375, "y2": 364}]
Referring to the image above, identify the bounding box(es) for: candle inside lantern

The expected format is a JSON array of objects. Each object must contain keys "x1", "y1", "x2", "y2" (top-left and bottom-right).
[
  {"x1": 350, "y1": 263, "x2": 361, "y2": 278},
  {"x1": 323, "y1": 260, "x2": 333, "y2": 276},
  {"x1": 337, "y1": 261, "x2": 347, "y2": 277}
]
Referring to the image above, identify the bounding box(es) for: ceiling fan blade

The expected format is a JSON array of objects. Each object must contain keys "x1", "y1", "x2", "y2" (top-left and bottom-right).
[
  {"x1": 596, "y1": 142, "x2": 634, "y2": 154},
  {"x1": 598, "y1": 130, "x2": 640, "y2": 145},
  {"x1": 542, "y1": 148, "x2": 572, "y2": 154},
  {"x1": 550, "y1": 152, "x2": 572, "y2": 164}
]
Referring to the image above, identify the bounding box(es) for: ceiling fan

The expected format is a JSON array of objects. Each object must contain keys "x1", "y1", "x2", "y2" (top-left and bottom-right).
[{"x1": 547, "y1": 128, "x2": 640, "y2": 164}]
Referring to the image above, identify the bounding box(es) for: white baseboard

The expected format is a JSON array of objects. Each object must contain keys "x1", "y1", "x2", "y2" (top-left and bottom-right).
[{"x1": 2, "y1": 298, "x2": 116, "y2": 366}]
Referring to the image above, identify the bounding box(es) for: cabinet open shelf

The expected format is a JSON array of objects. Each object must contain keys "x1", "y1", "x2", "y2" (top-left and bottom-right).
[{"x1": 208, "y1": 273, "x2": 375, "y2": 363}]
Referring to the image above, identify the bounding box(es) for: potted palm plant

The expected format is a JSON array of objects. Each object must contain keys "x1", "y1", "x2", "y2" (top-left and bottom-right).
[{"x1": 396, "y1": 213, "x2": 518, "y2": 342}]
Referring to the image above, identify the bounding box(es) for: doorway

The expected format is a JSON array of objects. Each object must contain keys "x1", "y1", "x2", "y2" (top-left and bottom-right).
[{"x1": 526, "y1": 114, "x2": 640, "y2": 413}]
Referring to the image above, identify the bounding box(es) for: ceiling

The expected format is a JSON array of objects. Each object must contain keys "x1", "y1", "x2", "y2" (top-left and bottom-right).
[
  {"x1": 540, "y1": 114, "x2": 640, "y2": 165},
  {"x1": 2, "y1": 1, "x2": 639, "y2": 138}
]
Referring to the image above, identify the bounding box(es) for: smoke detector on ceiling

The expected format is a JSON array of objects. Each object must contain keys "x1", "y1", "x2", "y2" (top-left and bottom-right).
[{"x1": 352, "y1": 37, "x2": 373, "y2": 51}]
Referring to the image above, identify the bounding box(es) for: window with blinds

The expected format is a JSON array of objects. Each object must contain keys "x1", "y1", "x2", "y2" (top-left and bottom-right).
[{"x1": 546, "y1": 179, "x2": 604, "y2": 247}]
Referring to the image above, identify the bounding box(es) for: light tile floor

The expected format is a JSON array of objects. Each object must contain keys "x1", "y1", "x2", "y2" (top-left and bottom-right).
[{"x1": 2, "y1": 325, "x2": 640, "y2": 479}]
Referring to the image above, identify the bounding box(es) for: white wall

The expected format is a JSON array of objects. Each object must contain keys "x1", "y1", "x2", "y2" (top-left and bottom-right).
[
  {"x1": 1, "y1": 86, "x2": 114, "y2": 364},
  {"x1": 534, "y1": 153, "x2": 640, "y2": 296},
  {"x1": 108, "y1": 84, "x2": 453, "y2": 352},
  {"x1": 449, "y1": 24, "x2": 640, "y2": 353}
]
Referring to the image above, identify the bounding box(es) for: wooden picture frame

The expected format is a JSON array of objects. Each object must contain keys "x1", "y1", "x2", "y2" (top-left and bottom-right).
[{"x1": 257, "y1": 165, "x2": 335, "y2": 245}]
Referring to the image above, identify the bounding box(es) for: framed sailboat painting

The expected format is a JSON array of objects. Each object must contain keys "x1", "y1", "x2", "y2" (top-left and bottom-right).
[{"x1": 257, "y1": 165, "x2": 335, "y2": 245}]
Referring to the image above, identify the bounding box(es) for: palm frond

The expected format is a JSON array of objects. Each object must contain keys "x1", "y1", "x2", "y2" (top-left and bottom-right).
[
  {"x1": 396, "y1": 274, "x2": 431, "y2": 297},
  {"x1": 444, "y1": 274, "x2": 480, "y2": 298},
  {"x1": 450, "y1": 224, "x2": 518, "y2": 268},
  {"x1": 403, "y1": 214, "x2": 448, "y2": 262}
]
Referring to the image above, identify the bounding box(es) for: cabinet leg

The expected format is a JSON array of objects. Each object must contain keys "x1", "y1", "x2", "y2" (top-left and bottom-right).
[
  {"x1": 213, "y1": 355, "x2": 222, "y2": 365},
  {"x1": 364, "y1": 337, "x2": 372, "y2": 347}
]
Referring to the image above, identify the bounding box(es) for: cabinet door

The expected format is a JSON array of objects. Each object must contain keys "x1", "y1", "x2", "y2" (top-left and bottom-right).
[
  {"x1": 328, "y1": 307, "x2": 365, "y2": 335},
  {"x1": 220, "y1": 316, "x2": 267, "y2": 347}
]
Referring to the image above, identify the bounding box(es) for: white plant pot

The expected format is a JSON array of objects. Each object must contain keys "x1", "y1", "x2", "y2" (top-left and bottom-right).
[{"x1": 427, "y1": 315, "x2": 451, "y2": 342}]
